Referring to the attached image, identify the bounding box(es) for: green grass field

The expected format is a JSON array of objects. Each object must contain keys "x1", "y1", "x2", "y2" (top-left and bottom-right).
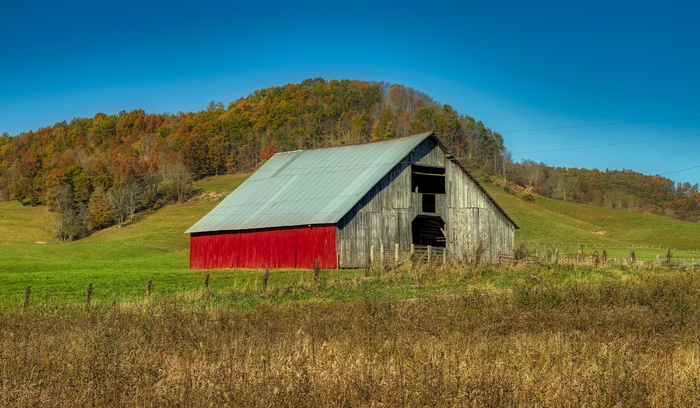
[
  {"x1": 485, "y1": 184, "x2": 700, "y2": 260},
  {"x1": 1, "y1": 174, "x2": 700, "y2": 309},
  {"x1": 0, "y1": 174, "x2": 246, "y2": 307}
]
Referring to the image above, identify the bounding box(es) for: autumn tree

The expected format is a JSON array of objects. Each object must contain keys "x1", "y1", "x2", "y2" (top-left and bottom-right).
[
  {"x1": 87, "y1": 186, "x2": 114, "y2": 230},
  {"x1": 50, "y1": 184, "x2": 88, "y2": 241},
  {"x1": 161, "y1": 160, "x2": 193, "y2": 204},
  {"x1": 108, "y1": 181, "x2": 144, "y2": 227},
  {"x1": 3, "y1": 78, "x2": 698, "y2": 229},
  {"x1": 370, "y1": 109, "x2": 396, "y2": 141},
  {"x1": 141, "y1": 170, "x2": 162, "y2": 207}
]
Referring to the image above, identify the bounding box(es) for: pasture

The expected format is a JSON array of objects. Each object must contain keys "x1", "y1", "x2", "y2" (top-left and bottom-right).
[
  {"x1": 3, "y1": 175, "x2": 700, "y2": 406},
  {"x1": 1, "y1": 175, "x2": 699, "y2": 309},
  {"x1": 3, "y1": 265, "x2": 700, "y2": 407}
]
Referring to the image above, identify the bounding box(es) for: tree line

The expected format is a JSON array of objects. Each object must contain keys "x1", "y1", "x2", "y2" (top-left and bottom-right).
[
  {"x1": 0, "y1": 79, "x2": 506, "y2": 240},
  {"x1": 506, "y1": 161, "x2": 700, "y2": 222},
  {"x1": 2, "y1": 78, "x2": 697, "y2": 240}
]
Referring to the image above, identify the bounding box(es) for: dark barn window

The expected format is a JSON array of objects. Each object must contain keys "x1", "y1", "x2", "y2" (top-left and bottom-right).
[
  {"x1": 422, "y1": 194, "x2": 436, "y2": 213},
  {"x1": 412, "y1": 165, "x2": 445, "y2": 194}
]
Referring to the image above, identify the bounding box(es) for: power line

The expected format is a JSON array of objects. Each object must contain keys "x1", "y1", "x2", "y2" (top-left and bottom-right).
[
  {"x1": 515, "y1": 133, "x2": 700, "y2": 155},
  {"x1": 500, "y1": 115, "x2": 700, "y2": 133},
  {"x1": 660, "y1": 165, "x2": 700, "y2": 176}
]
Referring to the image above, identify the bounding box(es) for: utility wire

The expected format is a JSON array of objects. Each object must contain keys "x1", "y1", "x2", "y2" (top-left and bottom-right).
[
  {"x1": 660, "y1": 165, "x2": 700, "y2": 176},
  {"x1": 515, "y1": 133, "x2": 700, "y2": 155},
  {"x1": 500, "y1": 115, "x2": 700, "y2": 133}
]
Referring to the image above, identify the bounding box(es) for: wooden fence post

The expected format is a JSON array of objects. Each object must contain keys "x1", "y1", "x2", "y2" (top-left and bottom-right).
[
  {"x1": 203, "y1": 273, "x2": 211, "y2": 300},
  {"x1": 395, "y1": 243, "x2": 399, "y2": 263},
  {"x1": 85, "y1": 283, "x2": 94, "y2": 310},
  {"x1": 23, "y1": 285, "x2": 31, "y2": 313},
  {"x1": 427, "y1": 245, "x2": 432, "y2": 263}
]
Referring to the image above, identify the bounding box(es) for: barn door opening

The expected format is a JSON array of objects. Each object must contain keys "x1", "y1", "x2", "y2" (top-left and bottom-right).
[{"x1": 412, "y1": 215, "x2": 446, "y2": 247}]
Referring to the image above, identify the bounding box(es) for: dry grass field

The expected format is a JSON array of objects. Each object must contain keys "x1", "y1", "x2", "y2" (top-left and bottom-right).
[
  {"x1": 3, "y1": 265, "x2": 700, "y2": 407},
  {"x1": 3, "y1": 175, "x2": 700, "y2": 406}
]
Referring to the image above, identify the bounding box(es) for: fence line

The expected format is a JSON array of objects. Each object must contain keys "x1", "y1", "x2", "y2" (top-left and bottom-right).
[
  {"x1": 500, "y1": 251, "x2": 700, "y2": 269},
  {"x1": 522, "y1": 241, "x2": 700, "y2": 255}
]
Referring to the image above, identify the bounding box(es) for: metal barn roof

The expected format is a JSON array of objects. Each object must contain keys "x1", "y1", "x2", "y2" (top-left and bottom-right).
[{"x1": 186, "y1": 132, "x2": 434, "y2": 234}]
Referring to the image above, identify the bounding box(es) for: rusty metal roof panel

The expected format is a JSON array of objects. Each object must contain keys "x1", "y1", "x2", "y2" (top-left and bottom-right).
[{"x1": 186, "y1": 132, "x2": 433, "y2": 233}]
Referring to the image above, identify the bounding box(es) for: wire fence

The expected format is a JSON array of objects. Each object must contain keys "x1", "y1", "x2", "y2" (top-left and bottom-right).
[
  {"x1": 366, "y1": 242, "x2": 700, "y2": 268},
  {"x1": 521, "y1": 241, "x2": 700, "y2": 255},
  {"x1": 500, "y1": 248, "x2": 700, "y2": 269}
]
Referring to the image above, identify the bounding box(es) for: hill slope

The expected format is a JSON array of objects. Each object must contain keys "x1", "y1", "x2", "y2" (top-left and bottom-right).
[
  {"x1": 0, "y1": 175, "x2": 247, "y2": 305},
  {"x1": 2, "y1": 173, "x2": 699, "y2": 260},
  {"x1": 1, "y1": 78, "x2": 697, "y2": 231},
  {"x1": 2, "y1": 173, "x2": 700, "y2": 306},
  {"x1": 484, "y1": 183, "x2": 700, "y2": 257}
]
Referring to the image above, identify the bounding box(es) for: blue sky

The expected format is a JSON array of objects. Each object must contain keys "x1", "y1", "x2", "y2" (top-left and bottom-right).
[{"x1": 2, "y1": 0, "x2": 699, "y2": 184}]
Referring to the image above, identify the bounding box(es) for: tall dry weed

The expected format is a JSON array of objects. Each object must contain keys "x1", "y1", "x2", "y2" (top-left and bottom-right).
[{"x1": 2, "y1": 269, "x2": 700, "y2": 406}]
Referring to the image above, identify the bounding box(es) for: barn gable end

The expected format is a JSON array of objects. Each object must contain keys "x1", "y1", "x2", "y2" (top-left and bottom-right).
[{"x1": 336, "y1": 136, "x2": 516, "y2": 267}]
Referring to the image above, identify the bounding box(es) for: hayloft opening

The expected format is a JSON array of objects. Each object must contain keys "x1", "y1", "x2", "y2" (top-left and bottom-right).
[
  {"x1": 411, "y1": 165, "x2": 445, "y2": 194},
  {"x1": 412, "y1": 215, "x2": 446, "y2": 247}
]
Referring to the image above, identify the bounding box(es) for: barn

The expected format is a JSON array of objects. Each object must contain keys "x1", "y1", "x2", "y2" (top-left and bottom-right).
[{"x1": 186, "y1": 132, "x2": 518, "y2": 269}]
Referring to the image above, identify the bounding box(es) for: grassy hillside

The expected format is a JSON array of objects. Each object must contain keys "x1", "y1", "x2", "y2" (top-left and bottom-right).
[
  {"x1": 484, "y1": 183, "x2": 700, "y2": 258},
  {"x1": 0, "y1": 201, "x2": 55, "y2": 245},
  {"x1": 2, "y1": 174, "x2": 700, "y2": 308},
  {"x1": 0, "y1": 175, "x2": 249, "y2": 306}
]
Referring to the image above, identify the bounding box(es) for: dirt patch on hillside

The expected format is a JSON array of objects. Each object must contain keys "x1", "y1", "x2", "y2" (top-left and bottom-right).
[
  {"x1": 195, "y1": 192, "x2": 228, "y2": 201},
  {"x1": 593, "y1": 230, "x2": 607, "y2": 235}
]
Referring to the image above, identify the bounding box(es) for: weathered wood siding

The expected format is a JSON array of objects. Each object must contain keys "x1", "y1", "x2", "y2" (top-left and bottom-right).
[
  {"x1": 337, "y1": 137, "x2": 515, "y2": 267},
  {"x1": 445, "y1": 161, "x2": 515, "y2": 263}
]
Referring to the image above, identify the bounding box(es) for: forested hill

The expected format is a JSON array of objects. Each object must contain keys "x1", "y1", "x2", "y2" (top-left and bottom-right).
[
  {"x1": 506, "y1": 162, "x2": 700, "y2": 223},
  {"x1": 0, "y1": 79, "x2": 505, "y2": 240},
  {"x1": 0, "y1": 78, "x2": 698, "y2": 242}
]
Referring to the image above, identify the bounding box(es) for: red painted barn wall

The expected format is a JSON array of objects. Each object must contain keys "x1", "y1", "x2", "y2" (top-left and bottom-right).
[{"x1": 190, "y1": 225, "x2": 337, "y2": 269}]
